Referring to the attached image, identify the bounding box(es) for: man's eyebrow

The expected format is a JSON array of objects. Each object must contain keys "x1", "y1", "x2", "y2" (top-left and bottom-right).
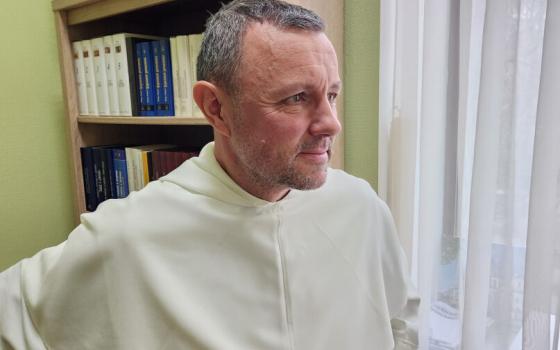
[{"x1": 330, "y1": 81, "x2": 342, "y2": 91}]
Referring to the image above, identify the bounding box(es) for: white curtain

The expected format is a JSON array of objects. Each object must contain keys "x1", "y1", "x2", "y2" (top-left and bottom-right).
[{"x1": 379, "y1": 0, "x2": 560, "y2": 349}]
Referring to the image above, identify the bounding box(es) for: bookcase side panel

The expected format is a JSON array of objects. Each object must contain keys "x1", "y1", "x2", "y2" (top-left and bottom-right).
[{"x1": 54, "y1": 10, "x2": 87, "y2": 221}]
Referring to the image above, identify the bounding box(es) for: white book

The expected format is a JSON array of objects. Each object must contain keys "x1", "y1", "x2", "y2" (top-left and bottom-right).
[
  {"x1": 112, "y1": 34, "x2": 133, "y2": 116},
  {"x1": 176, "y1": 35, "x2": 193, "y2": 116},
  {"x1": 103, "y1": 35, "x2": 120, "y2": 115},
  {"x1": 188, "y1": 34, "x2": 204, "y2": 118},
  {"x1": 125, "y1": 147, "x2": 138, "y2": 192},
  {"x1": 82, "y1": 40, "x2": 98, "y2": 115},
  {"x1": 72, "y1": 41, "x2": 88, "y2": 115},
  {"x1": 170, "y1": 37, "x2": 182, "y2": 116},
  {"x1": 92, "y1": 37, "x2": 110, "y2": 115}
]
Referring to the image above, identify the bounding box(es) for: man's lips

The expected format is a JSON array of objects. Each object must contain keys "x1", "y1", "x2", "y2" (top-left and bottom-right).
[{"x1": 298, "y1": 149, "x2": 330, "y2": 162}]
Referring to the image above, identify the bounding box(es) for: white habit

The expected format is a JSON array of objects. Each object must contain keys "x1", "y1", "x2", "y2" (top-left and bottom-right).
[{"x1": 0, "y1": 142, "x2": 419, "y2": 349}]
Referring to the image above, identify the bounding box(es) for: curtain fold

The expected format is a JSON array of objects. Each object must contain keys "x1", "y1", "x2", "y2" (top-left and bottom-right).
[
  {"x1": 379, "y1": 0, "x2": 557, "y2": 348},
  {"x1": 522, "y1": 0, "x2": 560, "y2": 348}
]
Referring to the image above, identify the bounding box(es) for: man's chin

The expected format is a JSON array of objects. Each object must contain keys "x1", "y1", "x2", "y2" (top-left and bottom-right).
[{"x1": 288, "y1": 169, "x2": 328, "y2": 191}]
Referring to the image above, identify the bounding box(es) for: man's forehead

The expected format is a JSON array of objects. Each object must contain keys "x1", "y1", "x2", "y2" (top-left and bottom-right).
[{"x1": 242, "y1": 22, "x2": 332, "y2": 58}]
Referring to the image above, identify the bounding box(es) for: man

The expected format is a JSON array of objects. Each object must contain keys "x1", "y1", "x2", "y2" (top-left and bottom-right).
[{"x1": 0, "y1": 1, "x2": 418, "y2": 349}]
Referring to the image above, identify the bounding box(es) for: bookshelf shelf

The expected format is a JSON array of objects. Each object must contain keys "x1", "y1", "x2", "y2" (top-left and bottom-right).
[{"x1": 78, "y1": 116, "x2": 209, "y2": 126}]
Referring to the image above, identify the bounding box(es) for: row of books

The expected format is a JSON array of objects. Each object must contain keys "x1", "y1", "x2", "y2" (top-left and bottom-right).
[
  {"x1": 80, "y1": 144, "x2": 199, "y2": 211},
  {"x1": 72, "y1": 33, "x2": 203, "y2": 118}
]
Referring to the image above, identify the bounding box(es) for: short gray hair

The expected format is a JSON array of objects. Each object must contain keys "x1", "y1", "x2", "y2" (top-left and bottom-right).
[{"x1": 197, "y1": 0, "x2": 325, "y2": 94}]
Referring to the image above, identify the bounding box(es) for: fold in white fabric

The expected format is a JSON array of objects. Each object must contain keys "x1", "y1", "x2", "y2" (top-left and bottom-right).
[{"x1": 0, "y1": 142, "x2": 418, "y2": 350}]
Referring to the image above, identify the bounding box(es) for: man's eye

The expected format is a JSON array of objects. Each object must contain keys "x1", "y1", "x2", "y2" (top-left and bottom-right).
[
  {"x1": 285, "y1": 92, "x2": 306, "y2": 104},
  {"x1": 328, "y1": 92, "x2": 338, "y2": 104}
]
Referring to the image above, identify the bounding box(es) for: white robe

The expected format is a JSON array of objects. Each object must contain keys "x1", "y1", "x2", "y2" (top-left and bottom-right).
[{"x1": 0, "y1": 142, "x2": 419, "y2": 350}]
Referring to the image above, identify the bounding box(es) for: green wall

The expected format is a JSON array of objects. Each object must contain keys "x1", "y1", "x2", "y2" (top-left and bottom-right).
[
  {"x1": 0, "y1": 1, "x2": 75, "y2": 271},
  {"x1": 344, "y1": 0, "x2": 380, "y2": 189}
]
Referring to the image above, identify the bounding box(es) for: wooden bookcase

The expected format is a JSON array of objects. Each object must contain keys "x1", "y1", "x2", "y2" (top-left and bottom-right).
[{"x1": 51, "y1": 0, "x2": 344, "y2": 222}]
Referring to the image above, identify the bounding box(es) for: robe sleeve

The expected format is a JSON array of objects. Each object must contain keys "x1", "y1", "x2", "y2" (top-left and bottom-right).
[{"x1": 0, "y1": 242, "x2": 66, "y2": 350}]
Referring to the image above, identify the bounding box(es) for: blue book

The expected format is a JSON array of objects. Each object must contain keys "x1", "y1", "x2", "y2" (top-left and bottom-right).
[
  {"x1": 91, "y1": 147, "x2": 108, "y2": 204},
  {"x1": 151, "y1": 40, "x2": 164, "y2": 116},
  {"x1": 141, "y1": 41, "x2": 157, "y2": 116},
  {"x1": 158, "y1": 39, "x2": 174, "y2": 116},
  {"x1": 135, "y1": 42, "x2": 145, "y2": 115},
  {"x1": 112, "y1": 148, "x2": 129, "y2": 198},
  {"x1": 103, "y1": 148, "x2": 117, "y2": 199},
  {"x1": 80, "y1": 147, "x2": 99, "y2": 211}
]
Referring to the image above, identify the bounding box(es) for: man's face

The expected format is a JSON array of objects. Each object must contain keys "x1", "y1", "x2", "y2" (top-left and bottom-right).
[{"x1": 226, "y1": 23, "x2": 341, "y2": 198}]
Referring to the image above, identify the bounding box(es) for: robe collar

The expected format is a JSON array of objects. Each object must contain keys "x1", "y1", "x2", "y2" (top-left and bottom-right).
[{"x1": 162, "y1": 142, "x2": 300, "y2": 208}]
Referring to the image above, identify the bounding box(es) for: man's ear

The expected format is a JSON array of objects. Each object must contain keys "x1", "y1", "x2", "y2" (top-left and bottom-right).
[{"x1": 193, "y1": 81, "x2": 232, "y2": 137}]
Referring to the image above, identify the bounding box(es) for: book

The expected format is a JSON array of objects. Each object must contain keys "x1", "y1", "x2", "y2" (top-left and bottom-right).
[
  {"x1": 72, "y1": 41, "x2": 88, "y2": 115},
  {"x1": 92, "y1": 37, "x2": 110, "y2": 115},
  {"x1": 112, "y1": 33, "x2": 162, "y2": 116},
  {"x1": 170, "y1": 37, "x2": 181, "y2": 116},
  {"x1": 176, "y1": 35, "x2": 193, "y2": 116},
  {"x1": 151, "y1": 40, "x2": 164, "y2": 116},
  {"x1": 91, "y1": 146, "x2": 108, "y2": 203},
  {"x1": 82, "y1": 40, "x2": 98, "y2": 115},
  {"x1": 140, "y1": 41, "x2": 157, "y2": 116},
  {"x1": 103, "y1": 35, "x2": 120, "y2": 115},
  {"x1": 80, "y1": 147, "x2": 98, "y2": 211},
  {"x1": 135, "y1": 42, "x2": 145, "y2": 116},
  {"x1": 103, "y1": 147, "x2": 117, "y2": 199},
  {"x1": 188, "y1": 34, "x2": 204, "y2": 118},
  {"x1": 158, "y1": 39, "x2": 175, "y2": 116},
  {"x1": 112, "y1": 148, "x2": 129, "y2": 198}
]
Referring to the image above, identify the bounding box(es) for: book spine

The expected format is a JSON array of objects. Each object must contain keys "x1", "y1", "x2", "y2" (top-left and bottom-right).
[
  {"x1": 176, "y1": 35, "x2": 193, "y2": 116},
  {"x1": 113, "y1": 34, "x2": 133, "y2": 116},
  {"x1": 152, "y1": 151, "x2": 161, "y2": 180},
  {"x1": 103, "y1": 148, "x2": 117, "y2": 199},
  {"x1": 147, "y1": 151, "x2": 155, "y2": 181},
  {"x1": 80, "y1": 147, "x2": 98, "y2": 211},
  {"x1": 188, "y1": 34, "x2": 204, "y2": 118},
  {"x1": 125, "y1": 147, "x2": 137, "y2": 192},
  {"x1": 170, "y1": 37, "x2": 181, "y2": 116},
  {"x1": 135, "y1": 42, "x2": 146, "y2": 116},
  {"x1": 113, "y1": 148, "x2": 129, "y2": 198},
  {"x1": 151, "y1": 40, "x2": 164, "y2": 116},
  {"x1": 92, "y1": 37, "x2": 110, "y2": 115},
  {"x1": 92, "y1": 147, "x2": 107, "y2": 203},
  {"x1": 72, "y1": 41, "x2": 89, "y2": 115},
  {"x1": 141, "y1": 41, "x2": 157, "y2": 116},
  {"x1": 82, "y1": 40, "x2": 99, "y2": 115},
  {"x1": 98, "y1": 148, "x2": 111, "y2": 200},
  {"x1": 103, "y1": 35, "x2": 120, "y2": 115},
  {"x1": 141, "y1": 151, "x2": 150, "y2": 185},
  {"x1": 159, "y1": 39, "x2": 174, "y2": 116},
  {"x1": 135, "y1": 150, "x2": 146, "y2": 188}
]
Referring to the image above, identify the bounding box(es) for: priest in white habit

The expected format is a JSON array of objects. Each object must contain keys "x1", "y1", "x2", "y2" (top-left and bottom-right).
[{"x1": 0, "y1": 0, "x2": 419, "y2": 349}]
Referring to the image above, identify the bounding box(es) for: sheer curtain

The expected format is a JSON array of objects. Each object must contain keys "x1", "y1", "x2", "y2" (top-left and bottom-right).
[{"x1": 379, "y1": 0, "x2": 560, "y2": 349}]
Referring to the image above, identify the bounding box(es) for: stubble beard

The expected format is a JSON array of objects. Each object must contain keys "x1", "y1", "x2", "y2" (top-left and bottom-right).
[
  {"x1": 233, "y1": 136, "x2": 331, "y2": 193},
  {"x1": 230, "y1": 117, "x2": 332, "y2": 194}
]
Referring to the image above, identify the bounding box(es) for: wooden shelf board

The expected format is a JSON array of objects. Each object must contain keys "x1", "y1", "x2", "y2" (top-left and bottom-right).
[
  {"x1": 78, "y1": 116, "x2": 209, "y2": 126},
  {"x1": 63, "y1": 0, "x2": 174, "y2": 25},
  {"x1": 52, "y1": 0, "x2": 101, "y2": 11}
]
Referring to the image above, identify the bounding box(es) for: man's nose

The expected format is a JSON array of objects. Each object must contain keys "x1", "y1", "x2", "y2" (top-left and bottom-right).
[{"x1": 309, "y1": 97, "x2": 341, "y2": 137}]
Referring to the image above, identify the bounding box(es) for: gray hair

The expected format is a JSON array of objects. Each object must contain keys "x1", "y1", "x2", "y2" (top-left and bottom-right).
[{"x1": 197, "y1": 0, "x2": 325, "y2": 94}]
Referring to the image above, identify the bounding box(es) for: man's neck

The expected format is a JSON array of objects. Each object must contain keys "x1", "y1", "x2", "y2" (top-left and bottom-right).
[{"x1": 213, "y1": 142, "x2": 290, "y2": 202}]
